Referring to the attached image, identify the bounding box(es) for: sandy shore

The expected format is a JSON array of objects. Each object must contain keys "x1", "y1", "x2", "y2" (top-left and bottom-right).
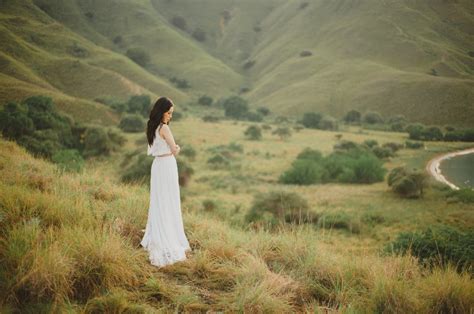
[{"x1": 426, "y1": 147, "x2": 474, "y2": 190}]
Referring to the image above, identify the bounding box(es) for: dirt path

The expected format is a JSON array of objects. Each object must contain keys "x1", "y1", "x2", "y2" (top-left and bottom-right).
[{"x1": 425, "y1": 147, "x2": 474, "y2": 190}]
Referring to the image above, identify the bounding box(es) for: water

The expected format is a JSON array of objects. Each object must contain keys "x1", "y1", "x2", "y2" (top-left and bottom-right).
[{"x1": 440, "y1": 152, "x2": 474, "y2": 189}]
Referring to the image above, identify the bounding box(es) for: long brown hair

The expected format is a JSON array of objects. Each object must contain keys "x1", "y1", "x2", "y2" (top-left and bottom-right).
[{"x1": 146, "y1": 97, "x2": 173, "y2": 146}]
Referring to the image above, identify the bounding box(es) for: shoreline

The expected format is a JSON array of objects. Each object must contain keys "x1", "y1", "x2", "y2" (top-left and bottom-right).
[{"x1": 425, "y1": 147, "x2": 474, "y2": 190}]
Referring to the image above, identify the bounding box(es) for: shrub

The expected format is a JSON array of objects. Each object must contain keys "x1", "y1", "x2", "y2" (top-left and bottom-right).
[
  {"x1": 119, "y1": 114, "x2": 145, "y2": 133},
  {"x1": 245, "y1": 111, "x2": 263, "y2": 122},
  {"x1": 170, "y1": 15, "x2": 187, "y2": 30},
  {"x1": 300, "y1": 50, "x2": 312, "y2": 57},
  {"x1": 202, "y1": 115, "x2": 220, "y2": 123},
  {"x1": 127, "y1": 95, "x2": 151, "y2": 117},
  {"x1": 192, "y1": 28, "x2": 206, "y2": 42},
  {"x1": 385, "y1": 225, "x2": 474, "y2": 272},
  {"x1": 279, "y1": 159, "x2": 326, "y2": 185},
  {"x1": 180, "y1": 145, "x2": 197, "y2": 161},
  {"x1": 51, "y1": 149, "x2": 84, "y2": 172},
  {"x1": 317, "y1": 211, "x2": 360, "y2": 233},
  {"x1": 334, "y1": 140, "x2": 358, "y2": 151},
  {"x1": 363, "y1": 111, "x2": 384, "y2": 124},
  {"x1": 363, "y1": 139, "x2": 378, "y2": 148},
  {"x1": 444, "y1": 129, "x2": 474, "y2": 142},
  {"x1": 198, "y1": 95, "x2": 213, "y2": 106},
  {"x1": 244, "y1": 191, "x2": 314, "y2": 228},
  {"x1": 343, "y1": 110, "x2": 361, "y2": 124},
  {"x1": 405, "y1": 140, "x2": 424, "y2": 149},
  {"x1": 170, "y1": 77, "x2": 190, "y2": 89},
  {"x1": 257, "y1": 107, "x2": 270, "y2": 116},
  {"x1": 121, "y1": 154, "x2": 152, "y2": 184},
  {"x1": 421, "y1": 126, "x2": 443, "y2": 141},
  {"x1": 371, "y1": 146, "x2": 394, "y2": 159},
  {"x1": 222, "y1": 96, "x2": 249, "y2": 120},
  {"x1": 242, "y1": 60, "x2": 256, "y2": 69},
  {"x1": 207, "y1": 153, "x2": 230, "y2": 170},
  {"x1": 318, "y1": 115, "x2": 338, "y2": 130},
  {"x1": 272, "y1": 127, "x2": 292, "y2": 140},
  {"x1": 126, "y1": 48, "x2": 150, "y2": 67},
  {"x1": 0, "y1": 102, "x2": 35, "y2": 140},
  {"x1": 406, "y1": 123, "x2": 425, "y2": 140},
  {"x1": 387, "y1": 167, "x2": 428, "y2": 198},
  {"x1": 83, "y1": 126, "x2": 120, "y2": 158},
  {"x1": 300, "y1": 112, "x2": 322, "y2": 128},
  {"x1": 244, "y1": 125, "x2": 262, "y2": 140},
  {"x1": 381, "y1": 142, "x2": 404, "y2": 152}
]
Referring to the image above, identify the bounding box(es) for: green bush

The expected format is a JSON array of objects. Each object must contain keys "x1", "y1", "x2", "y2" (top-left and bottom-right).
[
  {"x1": 207, "y1": 153, "x2": 230, "y2": 170},
  {"x1": 272, "y1": 127, "x2": 292, "y2": 140},
  {"x1": 387, "y1": 167, "x2": 428, "y2": 198},
  {"x1": 222, "y1": 96, "x2": 249, "y2": 120},
  {"x1": 121, "y1": 154, "x2": 152, "y2": 184},
  {"x1": 279, "y1": 159, "x2": 326, "y2": 185},
  {"x1": 280, "y1": 146, "x2": 386, "y2": 185},
  {"x1": 83, "y1": 127, "x2": 124, "y2": 158},
  {"x1": 300, "y1": 112, "x2": 322, "y2": 129},
  {"x1": 51, "y1": 149, "x2": 84, "y2": 172},
  {"x1": 317, "y1": 211, "x2": 360, "y2": 233},
  {"x1": 244, "y1": 191, "x2": 314, "y2": 229},
  {"x1": 126, "y1": 48, "x2": 150, "y2": 67},
  {"x1": 244, "y1": 125, "x2": 262, "y2": 140},
  {"x1": 202, "y1": 115, "x2": 220, "y2": 122},
  {"x1": 405, "y1": 140, "x2": 424, "y2": 149},
  {"x1": 363, "y1": 139, "x2": 378, "y2": 148},
  {"x1": 363, "y1": 111, "x2": 384, "y2": 124},
  {"x1": 171, "y1": 15, "x2": 187, "y2": 30},
  {"x1": 198, "y1": 95, "x2": 213, "y2": 106},
  {"x1": 119, "y1": 114, "x2": 145, "y2": 133},
  {"x1": 0, "y1": 102, "x2": 34, "y2": 140},
  {"x1": 343, "y1": 110, "x2": 361, "y2": 124},
  {"x1": 245, "y1": 111, "x2": 263, "y2": 122},
  {"x1": 318, "y1": 115, "x2": 338, "y2": 130},
  {"x1": 385, "y1": 225, "x2": 474, "y2": 272},
  {"x1": 192, "y1": 28, "x2": 206, "y2": 42},
  {"x1": 371, "y1": 146, "x2": 394, "y2": 159},
  {"x1": 382, "y1": 142, "x2": 404, "y2": 152},
  {"x1": 127, "y1": 95, "x2": 151, "y2": 117},
  {"x1": 180, "y1": 145, "x2": 197, "y2": 161},
  {"x1": 257, "y1": 106, "x2": 270, "y2": 116},
  {"x1": 406, "y1": 123, "x2": 425, "y2": 140}
]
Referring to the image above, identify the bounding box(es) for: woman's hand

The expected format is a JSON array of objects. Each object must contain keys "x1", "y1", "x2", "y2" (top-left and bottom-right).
[{"x1": 175, "y1": 144, "x2": 181, "y2": 155}]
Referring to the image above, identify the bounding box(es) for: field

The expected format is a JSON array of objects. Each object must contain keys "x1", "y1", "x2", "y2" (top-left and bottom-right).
[{"x1": 1, "y1": 115, "x2": 472, "y2": 312}]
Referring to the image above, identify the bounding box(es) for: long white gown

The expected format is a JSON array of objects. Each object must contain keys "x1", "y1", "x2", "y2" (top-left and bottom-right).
[{"x1": 140, "y1": 126, "x2": 191, "y2": 267}]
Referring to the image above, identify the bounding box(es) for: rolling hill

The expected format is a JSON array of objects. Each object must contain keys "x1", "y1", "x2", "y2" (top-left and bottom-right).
[{"x1": 1, "y1": 0, "x2": 473, "y2": 127}]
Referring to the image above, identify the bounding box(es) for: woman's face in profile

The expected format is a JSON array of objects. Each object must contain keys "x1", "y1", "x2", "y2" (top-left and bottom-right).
[{"x1": 162, "y1": 105, "x2": 174, "y2": 123}]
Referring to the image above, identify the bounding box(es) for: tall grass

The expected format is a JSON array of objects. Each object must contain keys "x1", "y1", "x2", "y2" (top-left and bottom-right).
[{"x1": 1, "y1": 138, "x2": 473, "y2": 312}]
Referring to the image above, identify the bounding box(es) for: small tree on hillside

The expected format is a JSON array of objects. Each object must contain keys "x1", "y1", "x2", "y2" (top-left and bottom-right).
[
  {"x1": 222, "y1": 96, "x2": 249, "y2": 120},
  {"x1": 300, "y1": 112, "x2": 322, "y2": 129},
  {"x1": 244, "y1": 125, "x2": 262, "y2": 140},
  {"x1": 344, "y1": 110, "x2": 361, "y2": 124},
  {"x1": 272, "y1": 127, "x2": 292, "y2": 140}
]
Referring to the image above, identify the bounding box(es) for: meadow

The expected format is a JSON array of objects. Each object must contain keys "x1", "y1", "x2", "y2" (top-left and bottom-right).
[{"x1": 1, "y1": 113, "x2": 473, "y2": 312}]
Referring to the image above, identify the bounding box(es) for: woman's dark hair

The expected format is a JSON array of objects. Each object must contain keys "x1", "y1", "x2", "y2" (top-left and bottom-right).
[{"x1": 146, "y1": 97, "x2": 173, "y2": 146}]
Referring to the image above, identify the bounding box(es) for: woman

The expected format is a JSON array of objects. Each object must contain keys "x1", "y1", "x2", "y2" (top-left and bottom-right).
[{"x1": 140, "y1": 96, "x2": 191, "y2": 267}]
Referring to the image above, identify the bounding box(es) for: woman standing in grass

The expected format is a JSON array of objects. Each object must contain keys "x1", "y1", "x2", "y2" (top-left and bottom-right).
[{"x1": 140, "y1": 96, "x2": 191, "y2": 267}]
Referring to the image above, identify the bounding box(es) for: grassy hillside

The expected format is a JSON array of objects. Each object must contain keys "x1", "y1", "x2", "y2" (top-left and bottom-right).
[
  {"x1": 1, "y1": 115, "x2": 474, "y2": 311},
  {"x1": 152, "y1": 0, "x2": 474, "y2": 127},
  {"x1": 0, "y1": 0, "x2": 188, "y2": 124},
  {"x1": 32, "y1": 0, "x2": 245, "y2": 97}
]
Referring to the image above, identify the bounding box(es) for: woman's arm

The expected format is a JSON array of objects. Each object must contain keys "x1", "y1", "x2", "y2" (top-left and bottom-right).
[{"x1": 160, "y1": 124, "x2": 180, "y2": 155}]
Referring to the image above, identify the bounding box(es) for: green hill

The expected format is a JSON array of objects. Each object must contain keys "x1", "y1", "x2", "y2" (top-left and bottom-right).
[{"x1": 152, "y1": 0, "x2": 474, "y2": 127}]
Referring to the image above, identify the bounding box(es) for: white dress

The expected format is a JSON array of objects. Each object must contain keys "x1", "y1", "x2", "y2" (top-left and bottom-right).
[{"x1": 140, "y1": 126, "x2": 191, "y2": 267}]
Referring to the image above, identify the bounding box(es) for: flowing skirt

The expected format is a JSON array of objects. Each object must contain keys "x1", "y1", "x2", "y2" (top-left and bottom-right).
[{"x1": 140, "y1": 155, "x2": 191, "y2": 267}]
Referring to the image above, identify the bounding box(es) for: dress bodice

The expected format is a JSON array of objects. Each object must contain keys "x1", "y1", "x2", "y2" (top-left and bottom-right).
[{"x1": 147, "y1": 126, "x2": 172, "y2": 156}]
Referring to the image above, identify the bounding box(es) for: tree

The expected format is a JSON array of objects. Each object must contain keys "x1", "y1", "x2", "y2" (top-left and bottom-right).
[
  {"x1": 244, "y1": 125, "x2": 262, "y2": 140},
  {"x1": 363, "y1": 111, "x2": 384, "y2": 124},
  {"x1": 387, "y1": 167, "x2": 428, "y2": 198},
  {"x1": 127, "y1": 94, "x2": 151, "y2": 117},
  {"x1": 222, "y1": 96, "x2": 249, "y2": 120},
  {"x1": 171, "y1": 15, "x2": 187, "y2": 30},
  {"x1": 0, "y1": 102, "x2": 34, "y2": 140},
  {"x1": 119, "y1": 114, "x2": 145, "y2": 133},
  {"x1": 343, "y1": 110, "x2": 361, "y2": 124},
  {"x1": 272, "y1": 127, "x2": 292, "y2": 140},
  {"x1": 198, "y1": 95, "x2": 213, "y2": 106},
  {"x1": 300, "y1": 112, "x2": 322, "y2": 128}
]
